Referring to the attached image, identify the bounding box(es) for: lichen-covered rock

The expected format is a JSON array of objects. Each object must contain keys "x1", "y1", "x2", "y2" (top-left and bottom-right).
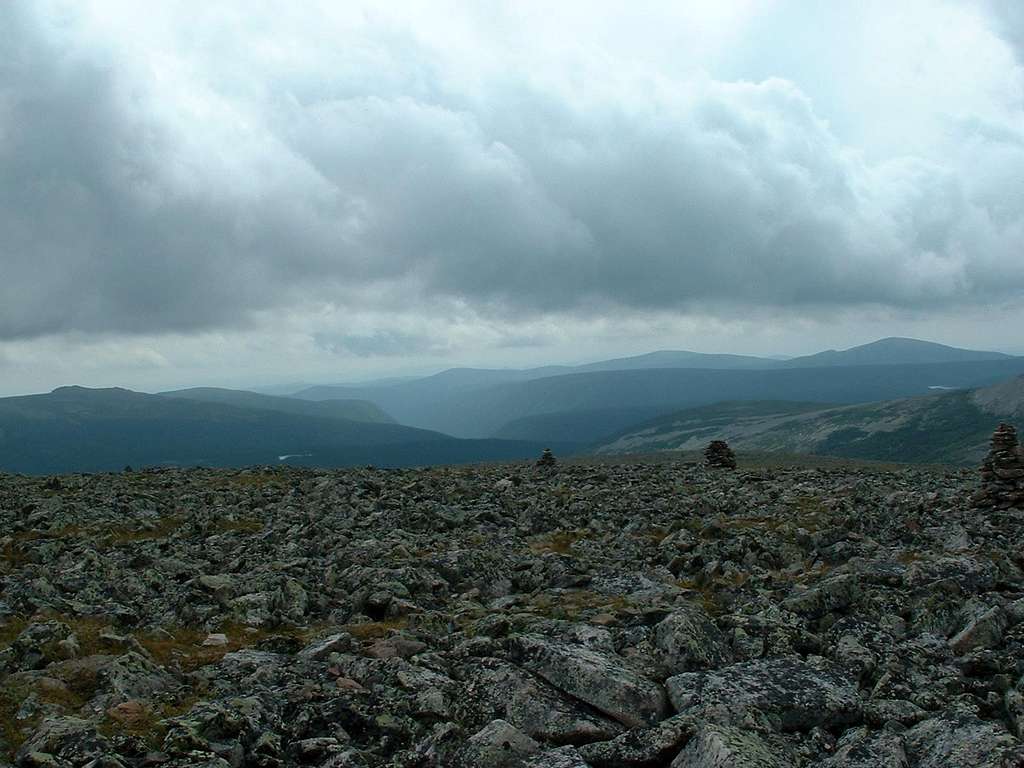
[
  {"x1": 6, "y1": 622, "x2": 74, "y2": 672},
  {"x1": 456, "y1": 719, "x2": 539, "y2": 767},
  {"x1": 94, "y1": 651, "x2": 177, "y2": 706},
  {"x1": 949, "y1": 605, "x2": 1007, "y2": 655},
  {"x1": 577, "y1": 714, "x2": 697, "y2": 767},
  {"x1": 653, "y1": 606, "x2": 732, "y2": 675},
  {"x1": 510, "y1": 634, "x2": 669, "y2": 728},
  {"x1": 809, "y1": 727, "x2": 908, "y2": 767},
  {"x1": 904, "y1": 710, "x2": 1024, "y2": 767},
  {"x1": 670, "y1": 722, "x2": 790, "y2": 767},
  {"x1": 467, "y1": 660, "x2": 624, "y2": 745},
  {"x1": 521, "y1": 745, "x2": 591, "y2": 767},
  {"x1": 14, "y1": 718, "x2": 110, "y2": 767},
  {"x1": 666, "y1": 656, "x2": 862, "y2": 732},
  {"x1": 781, "y1": 574, "x2": 861, "y2": 620}
]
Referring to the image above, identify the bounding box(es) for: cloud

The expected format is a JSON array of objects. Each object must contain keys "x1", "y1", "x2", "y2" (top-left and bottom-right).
[
  {"x1": 314, "y1": 329, "x2": 446, "y2": 358},
  {"x1": 1, "y1": 1, "x2": 1023, "y2": 344},
  {"x1": 984, "y1": 1, "x2": 1024, "y2": 64}
]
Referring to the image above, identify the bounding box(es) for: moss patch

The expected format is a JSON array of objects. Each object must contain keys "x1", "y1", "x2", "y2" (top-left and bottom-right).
[
  {"x1": 527, "y1": 590, "x2": 629, "y2": 621},
  {"x1": 342, "y1": 617, "x2": 409, "y2": 641},
  {"x1": 0, "y1": 617, "x2": 29, "y2": 651},
  {"x1": 528, "y1": 529, "x2": 591, "y2": 555}
]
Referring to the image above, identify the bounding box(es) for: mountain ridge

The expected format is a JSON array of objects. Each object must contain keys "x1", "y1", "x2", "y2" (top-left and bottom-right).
[
  {"x1": 286, "y1": 338, "x2": 1020, "y2": 439},
  {"x1": 0, "y1": 386, "x2": 557, "y2": 474},
  {"x1": 781, "y1": 337, "x2": 1013, "y2": 368},
  {"x1": 159, "y1": 387, "x2": 395, "y2": 424}
]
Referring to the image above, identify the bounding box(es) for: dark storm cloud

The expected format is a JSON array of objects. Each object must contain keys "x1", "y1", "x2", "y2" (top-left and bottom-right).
[{"x1": 2, "y1": 3, "x2": 1024, "y2": 342}]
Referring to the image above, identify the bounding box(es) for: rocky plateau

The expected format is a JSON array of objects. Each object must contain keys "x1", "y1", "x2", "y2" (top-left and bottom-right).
[{"x1": 2, "y1": 450, "x2": 1024, "y2": 767}]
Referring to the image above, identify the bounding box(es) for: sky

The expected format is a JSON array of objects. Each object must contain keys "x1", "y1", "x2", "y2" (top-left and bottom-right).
[{"x1": 2, "y1": 0, "x2": 1023, "y2": 395}]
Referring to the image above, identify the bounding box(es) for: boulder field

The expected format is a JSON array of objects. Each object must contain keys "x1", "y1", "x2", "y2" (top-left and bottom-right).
[{"x1": 2, "y1": 457, "x2": 1024, "y2": 766}]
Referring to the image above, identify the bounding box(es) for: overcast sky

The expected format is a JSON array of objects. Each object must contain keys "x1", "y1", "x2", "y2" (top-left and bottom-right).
[{"x1": 2, "y1": 0, "x2": 1023, "y2": 395}]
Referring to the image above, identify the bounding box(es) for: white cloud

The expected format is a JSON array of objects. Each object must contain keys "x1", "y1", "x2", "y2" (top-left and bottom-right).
[{"x1": 1, "y1": 0, "x2": 1023, "y2": 390}]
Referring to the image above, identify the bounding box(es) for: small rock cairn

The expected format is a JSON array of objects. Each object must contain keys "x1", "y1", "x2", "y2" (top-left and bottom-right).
[
  {"x1": 535, "y1": 448, "x2": 557, "y2": 468},
  {"x1": 975, "y1": 423, "x2": 1024, "y2": 509},
  {"x1": 704, "y1": 440, "x2": 737, "y2": 470}
]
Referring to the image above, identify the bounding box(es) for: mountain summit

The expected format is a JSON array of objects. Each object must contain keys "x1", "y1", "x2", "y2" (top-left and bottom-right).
[{"x1": 783, "y1": 337, "x2": 1012, "y2": 368}]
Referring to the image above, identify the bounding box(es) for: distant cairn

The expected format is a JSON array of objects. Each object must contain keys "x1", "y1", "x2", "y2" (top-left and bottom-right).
[
  {"x1": 974, "y1": 423, "x2": 1024, "y2": 509},
  {"x1": 535, "y1": 448, "x2": 557, "y2": 468},
  {"x1": 704, "y1": 440, "x2": 737, "y2": 470}
]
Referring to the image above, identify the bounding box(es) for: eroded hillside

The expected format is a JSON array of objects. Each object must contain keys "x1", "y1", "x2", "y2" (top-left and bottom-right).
[{"x1": 595, "y1": 376, "x2": 1024, "y2": 465}]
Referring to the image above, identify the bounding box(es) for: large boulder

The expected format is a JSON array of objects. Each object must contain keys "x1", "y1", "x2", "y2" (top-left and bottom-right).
[
  {"x1": 510, "y1": 634, "x2": 669, "y2": 728},
  {"x1": 948, "y1": 605, "x2": 1007, "y2": 655},
  {"x1": 809, "y1": 727, "x2": 908, "y2": 768},
  {"x1": 15, "y1": 717, "x2": 110, "y2": 767},
  {"x1": 666, "y1": 656, "x2": 861, "y2": 732},
  {"x1": 577, "y1": 714, "x2": 697, "y2": 767},
  {"x1": 780, "y1": 574, "x2": 861, "y2": 620},
  {"x1": 95, "y1": 651, "x2": 177, "y2": 706},
  {"x1": 670, "y1": 722, "x2": 791, "y2": 767},
  {"x1": 456, "y1": 719, "x2": 539, "y2": 768},
  {"x1": 466, "y1": 660, "x2": 624, "y2": 745},
  {"x1": 653, "y1": 607, "x2": 732, "y2": 675},
  {"x1": 521, "y1": 746, "x2": 591, "y2": 767},
  {"x1": 904, "y1": 710, "x2": 1024, "y2": 768}
]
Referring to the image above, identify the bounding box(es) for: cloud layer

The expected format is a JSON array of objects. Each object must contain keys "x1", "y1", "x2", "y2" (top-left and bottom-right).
[{"x1": 1, "y1": 1, "x2": 1023, "y2": 355}]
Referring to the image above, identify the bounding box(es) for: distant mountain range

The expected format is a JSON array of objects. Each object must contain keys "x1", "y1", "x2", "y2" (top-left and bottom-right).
[
  {"x1": 0, "y1": 387, "x2": 556, "y2": 474},
  {"x1": 779, "y1": 337, "x2": 1014, "y2": 368},
  {"x1": 3, "y1": 337, "x2": 1021, "y2": 474},
  {"x1": 287, "y1": 338, "x2": 1023, "y2": 441},
  {"x1": 592, "y1": 375, "x2": 1024, "y2": 465},
  {"x1": 160, "y1": 387, "x2": 396, "y2": 424}
]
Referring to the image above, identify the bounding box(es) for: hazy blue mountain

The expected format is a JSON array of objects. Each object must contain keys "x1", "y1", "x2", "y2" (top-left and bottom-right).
[
  {"x1": 161, "y1": 387, "x2": 395, "y2": 423},
  {"x1": 289, "y1": 338, "x2": 1020, "y2": 439},
  {"x1": 592, "y1": 375, "x2": 1024, "y2": 465},
  {"x1": 0, "y1": 386, "x2": 558, "y2": 474},
  {"x1": 250, "y1": 381, "x2": 319, "y2": 396},
  {"x1": 782, "y1": 337, "x2": 1013, "y2": 368},
  {"x1": 293, "y1": 365, "x2": 573, "y2": 403},
  {"x1": 491, "y1": 406, "x2": 671, "y2": 444},
  {"x1": 292, "y1": 349, "x2": 780, "y2": 404},
  {"x1": 359, "y1": 358, "x2": 1024, "y2": 438},
  {"x1": 572, "y1": 350, "x2": 780, "y2": 372}
]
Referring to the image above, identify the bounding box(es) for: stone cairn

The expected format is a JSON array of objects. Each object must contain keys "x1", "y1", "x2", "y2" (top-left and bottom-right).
[
  {"x1": 535, "y1": 448, "x2": 557, "y2": 468},
  {"x1": 975, "y1": 423, "x2": 1024, "y2": 509},
  {"x1": 704, "y1": 439, "x2": 737, "y2": 470}
]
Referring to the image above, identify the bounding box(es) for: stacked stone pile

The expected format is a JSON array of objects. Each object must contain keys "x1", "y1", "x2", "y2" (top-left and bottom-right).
[
  {"x1": 976, "y1": 422, "x2": 1024, "y2": 509},
  {"x1": 704, "y1": 439, "x2": 737, "y2": 469}
]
